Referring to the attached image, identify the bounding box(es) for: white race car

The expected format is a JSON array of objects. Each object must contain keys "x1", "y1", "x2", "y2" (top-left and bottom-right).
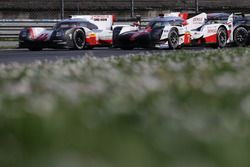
[{"x1": 183, "y1": 13, "x2": 232, "y2": 48}]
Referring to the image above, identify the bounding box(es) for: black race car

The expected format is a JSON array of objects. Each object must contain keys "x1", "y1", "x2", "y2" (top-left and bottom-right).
[
  {"x1": 113, "y1": 15, "x2": 186, "y2": 50},
  {"x1": 19, "y1": 18, "x2": 113, "y2": 51},
  {"x1": 230, "y1": 13, "x2": 250, "y2": 46}
]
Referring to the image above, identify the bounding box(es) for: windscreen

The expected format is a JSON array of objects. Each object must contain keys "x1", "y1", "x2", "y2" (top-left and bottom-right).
[
  {"x1": 55, "y1": 22, "x2": 81, "y2": 29},
  {"x1": 147, "y1": 21, "x2": 171, "y2": 29}
]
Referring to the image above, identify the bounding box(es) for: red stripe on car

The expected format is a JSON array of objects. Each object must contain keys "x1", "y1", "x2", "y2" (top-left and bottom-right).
[{"x1": 205, "y1": 34, "x2": 217, "y2": 43}]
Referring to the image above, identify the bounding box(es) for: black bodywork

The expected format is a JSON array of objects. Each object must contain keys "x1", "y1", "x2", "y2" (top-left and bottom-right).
[
  {"x1": 19, "y1": 19, "x2": 98, "y2": 50},
  {"x1": 232, "y1": 13, "x2": 250, "y2": 46},
  {"x1": 113, "y1": 16, "x2": 184, "y2": 49}
]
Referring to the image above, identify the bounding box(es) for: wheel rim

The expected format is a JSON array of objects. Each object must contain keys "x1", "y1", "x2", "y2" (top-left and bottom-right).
[
  {"x1": 75, "y1": 31, "x2": 85, "y2": 48},
  {"x1": 236, "y1": 29, "x2": 247, "y2": 44},
  {"x1": 170, "y1": 31, "x2": 178, "y2": 47},
  {"x1": 218, "y1": 30, "x2": 227, "y2": 46}
]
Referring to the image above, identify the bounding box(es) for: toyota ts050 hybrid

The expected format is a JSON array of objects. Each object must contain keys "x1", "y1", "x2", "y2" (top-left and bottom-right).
[
  {"x1": 182, "y1": 13, "x2": 232, "y2": 48},
  {"x1": 19, "y1": 15, "x2": 114, "y2": 51},
  {"x1": 186, "y1": 12, "x2": 250, "y2": 47},
  {"x1": 113, "y1": 13, "x2": 189, "y2": 50},
  {"x1": 113, "y1": 12, "x2": 233, "y2": 50}
]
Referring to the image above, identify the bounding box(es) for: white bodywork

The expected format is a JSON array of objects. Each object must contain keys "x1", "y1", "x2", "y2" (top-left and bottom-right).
[
  {"x1": 70, "y1": 15, "x2": 114, "y2": 30},
  {"x1": 228, "y1": 14, "x2": 234, "y2": 42},
  {"x1": 185, "y1": 13, "x2": 231, "y2": 43},
  {"x1": 156, "y1": 26, "x2": 186, "y2": 48},
  {"x1": 119, "y1": 25, "x2": 139, "y2": 34}
]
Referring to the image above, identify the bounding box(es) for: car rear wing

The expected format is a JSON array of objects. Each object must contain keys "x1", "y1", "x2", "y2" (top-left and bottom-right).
[
  {"x1": 69, "y1": 15, "x2": 115, "y2": 30},
  {"x1": 164, "y1": 12, "x2": 189, "y2": 20},
  {"x1": 234, "y1": 12, "x2": 246, "y2": 18},
  {"x1": 233, "y1": 12, "x2": 250, "y2": 19}
]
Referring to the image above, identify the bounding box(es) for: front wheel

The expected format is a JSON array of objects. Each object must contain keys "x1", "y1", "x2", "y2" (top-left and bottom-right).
[
  {"x1": 72, "y1": 29, "x2": 86, "y2": 50},
  {"x1": 168, "y1": 28, "x2": 179, "y2": 49},
  {"x1": 234, "y1": 27, "x2": 248, "y2": 47},
  {"x1": 216, "y1": 27, "x2": 228, "y2": 48}
]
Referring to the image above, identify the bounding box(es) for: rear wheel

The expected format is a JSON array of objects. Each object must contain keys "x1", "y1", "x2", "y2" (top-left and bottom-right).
[
  {"x1": 168, "y1": 28, "x2": 179, "y2": 49},
  {"x1": 72, "y1": 29, "x2": 86, "y2": 50},
  {"x1": 234, "y1": 27, "x2": 248, "y2": 47},
  {"x1": 216, "y1": 27, "x2": 228, "y2": 48}
]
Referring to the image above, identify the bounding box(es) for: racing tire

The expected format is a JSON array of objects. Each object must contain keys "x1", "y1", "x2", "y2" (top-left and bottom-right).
[
  {"x1": 234, "y1": 27, "x2": 249, "y2": 47},
  {"x1": 112, "y1": 27, "x2": 123, "y2": 48},
  {"x1": 72, "y1": 29, "x2": 86, "y2": 50},
  {"x1": 216, "y1": 27, "x2": 228, "y2": 48},
  {"x1": 28, "y1": 46, "x2": 43, "y2": 51},
  {"x1": 168, "y1": 28, "x2": 179, "y2": 49}
]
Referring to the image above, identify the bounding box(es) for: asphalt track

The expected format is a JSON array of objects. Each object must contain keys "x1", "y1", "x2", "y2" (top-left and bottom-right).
[{"x1": 0, "y1": 47, "x2": 211, "y2": 64}]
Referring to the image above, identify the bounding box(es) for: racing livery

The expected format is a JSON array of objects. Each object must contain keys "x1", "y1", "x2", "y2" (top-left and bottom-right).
[
  {"x1": 184, "y1": 13, "x2": 231, "y2": 48},
  {"x1": 19, "y1": 15, "x2": 114, "y2": 51},
  {"x1": 228, "y1": 13, "x2": 250, "y2": 46},
  {"x1": 113, "y1": 12, "x2": 232, "y2": 50},
  {"x1": 113, "y1": 14, "x2": 187, "y2": 50}
]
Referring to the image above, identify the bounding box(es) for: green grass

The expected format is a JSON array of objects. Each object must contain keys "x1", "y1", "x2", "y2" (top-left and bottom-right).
[
  {"x1": 1, "y1": 47, "x2": 250, "y2": 167},
  {"x1": 0, "y1": 37, "x2": 18, "y2": 41},
  {"x1": 0, "y1": 46, "x2": 17, "y2": 49}
]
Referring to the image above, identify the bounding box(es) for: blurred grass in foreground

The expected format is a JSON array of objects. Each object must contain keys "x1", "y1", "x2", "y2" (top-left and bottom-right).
[{"x1": 1, "y1": 48, "x2": 250, "y2": 167}]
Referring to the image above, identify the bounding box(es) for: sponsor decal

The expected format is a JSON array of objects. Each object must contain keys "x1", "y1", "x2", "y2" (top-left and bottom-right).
[
  {"x1": 90, "y1": 15, "x2": 109, "y2": 21},
  {"x1": 207, "y1": 28, "x2": 217, "y2": 34},
  {"x1": 193, "y1": 17, "x2": 204, "y2": 24}
]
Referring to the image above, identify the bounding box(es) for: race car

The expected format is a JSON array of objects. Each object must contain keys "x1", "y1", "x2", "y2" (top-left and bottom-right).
[
  {"x1": 19, "y1": 15, "x2": 114, "y2": 51},
  {"x1": 113, "y1": 13, "x2": 187, "y2": 50},
  {"x1": 183, "y1": 13, "x2": 231, "y2": 48},
  {"x1": 227, "y1": 13, "x2": 250, "y2": 46},
  {"x1": 186, "y1": 12, "x2": 250, "y2": 47}
]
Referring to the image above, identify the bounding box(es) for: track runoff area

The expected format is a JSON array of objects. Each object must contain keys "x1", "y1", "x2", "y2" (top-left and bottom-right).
[{"x1": 0, "y1": 46, "x2": 227, "y2": 64}]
